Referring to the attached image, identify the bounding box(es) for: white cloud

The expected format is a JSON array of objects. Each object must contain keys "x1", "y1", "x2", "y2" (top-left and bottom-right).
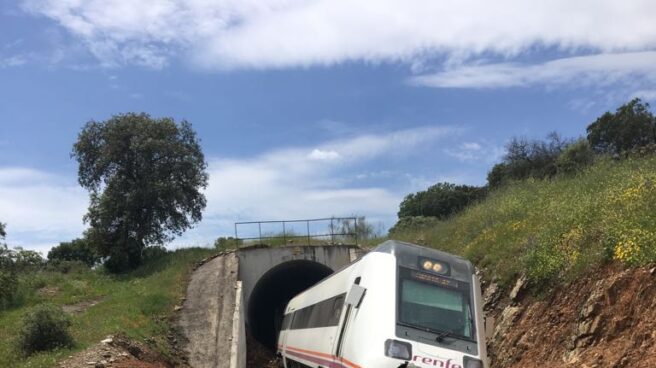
[
  {"x1": 2, "y1": 126, "x2": 456, "y2": 251},
  {"x1": 0, "y1": 55, "x2": 26, "y2": 68},
  {"x1": 632, "y1": 89, "x2": 656, "y2": 102},
  {"x1": 20, "y1": 0, "x2": 656, "y2": 69},
  {"x1": 308, "y1": 149, "x2": 340, "y2": 161},
  {"x1": 182, "y1": 126, "x2": 455, "y2": 242},
  {"x1": 443, "y1": 141, "x2": 504, "y2": 163},
  {"x1": 410, "y1": 52, "x2": 656, "y2": 89},
  {"x1": 0, "y1": 167, "x2": 88, "y2": 252}
]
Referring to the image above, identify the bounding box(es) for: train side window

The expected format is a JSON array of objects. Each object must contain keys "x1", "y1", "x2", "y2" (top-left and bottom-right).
[
  {"x1": 289, "y1": 293, "x2": 347, "y2": 330},
  {"x1": 328, "y1": 295, "x2": 345, "y2": 326},
  {"x1": 281, "y1": 313, "x2": 292, "y2": 330}
]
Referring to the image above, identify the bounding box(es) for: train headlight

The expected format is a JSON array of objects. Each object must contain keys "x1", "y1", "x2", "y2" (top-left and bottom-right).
[
  {"x1": 463, "y1": 356, "x2": 484, "y2": 368},
  {"x1": 422, "y1": 260, "x2": 433, "y2": 271},
  {"x1": 419, "y1": 258, "x2": 450, "y2": 275},
  {"x1": 384, "y1": 339, "x2": 412, "y2": 361}
]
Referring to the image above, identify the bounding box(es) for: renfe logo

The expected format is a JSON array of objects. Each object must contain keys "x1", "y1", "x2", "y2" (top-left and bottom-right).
[{"x1": 412, "y1": 355, "x2": 463, "y2": 368}]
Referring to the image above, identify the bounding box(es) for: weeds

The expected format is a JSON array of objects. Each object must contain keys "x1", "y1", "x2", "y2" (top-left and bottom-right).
[{"x1": 392, "y1": 155, "x2": 656, "y2": 288}]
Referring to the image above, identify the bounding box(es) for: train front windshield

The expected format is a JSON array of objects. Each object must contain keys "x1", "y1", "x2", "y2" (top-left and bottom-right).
[{"x1": 398, "y1": 268, "x2": 474, "y2": 340}]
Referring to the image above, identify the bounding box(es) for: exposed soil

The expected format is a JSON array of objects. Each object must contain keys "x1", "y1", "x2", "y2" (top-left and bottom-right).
[
  {"x1": 57, "y1": 334, "x2": 174, "y2": 368},
  {"x1": 246, "y1": 332, "x2": 280, "y2": 368},
  {"x1": 487, "y1": 265, "x2": 656, "y2": 368},
  {"x1": 62, "y1": 298, "x2": 104, "y2": 314}
]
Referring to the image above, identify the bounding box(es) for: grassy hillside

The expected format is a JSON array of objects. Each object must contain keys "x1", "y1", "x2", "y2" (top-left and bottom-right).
[
  {"x1": 392, "y1": 155, "x2": 656, "y2": 288},
  {"x1": 0, "y1": 247, "x2": 215, "y2": 368}
]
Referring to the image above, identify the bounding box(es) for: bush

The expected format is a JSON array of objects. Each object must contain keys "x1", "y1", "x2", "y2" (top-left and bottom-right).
[
  {"x1": 45, "y1": 260, "x2": 90, "y2": 274},
  {"x1": 0, "y1": 245, "x2": 19, "y2": 309},
  {"x1": 398, "y1": 182, "x2": 487, "y2": 219},
  {"x1": 0, "y1": 268, "x2": 18, "y2": 309},
  {"x1": 214, "y1": 237, "x2": 240, "y2": 251},
  {"x1": 389, "y1": 216, "x2": 442, "y2": 236},
  {"x1": 556, "y1": 139, "x2": 595, "y2": 175},
  {"x1": 488, "y1": 132, "x2": 572, "y2": 187},
  {"x1": 142, "y1": 245, "x2": 169, "y2": 262},
  {"x1": 17, "y1": 304, "x2": 74, "y2": 356},
  {"x1": 48, "y1": 238, "x2": 99, "y2": 267}
]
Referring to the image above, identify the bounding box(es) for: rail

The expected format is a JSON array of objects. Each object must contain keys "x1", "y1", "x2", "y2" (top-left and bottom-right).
[{"x1": 234, "y1": 217, "x2": 359, "y2": 247}]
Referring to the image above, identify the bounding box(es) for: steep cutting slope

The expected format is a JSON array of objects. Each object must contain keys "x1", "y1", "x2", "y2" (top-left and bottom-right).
[{"x1": 486, "y1": 265, "x2": 656, "y2": 367}]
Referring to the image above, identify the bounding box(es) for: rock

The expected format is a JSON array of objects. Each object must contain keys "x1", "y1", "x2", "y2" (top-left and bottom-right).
[
  {"x1": 174, "y1": 305, "x2": 183, "y2": 311},
  {"x1": 101, "y1": 337, "x2": 113, "y2": 345},
  {"x1": 494, "y1": 306, "x2": 522, "y2": 340},
  {"x1": 510, "y1": 275, "x2": 527, "y2": 301},
  {"x1": 95, "y1": 363, "x2": 105, "y2": 368},
  {"x1": 483, "y1": 281, "x2": 501, "y2": 309},
  {"x1": 650, "y1": 267, "x2": 656, "y2": 276},
  {"x1": 86, "y1": 362, "x2": 96, "y2": 366}
]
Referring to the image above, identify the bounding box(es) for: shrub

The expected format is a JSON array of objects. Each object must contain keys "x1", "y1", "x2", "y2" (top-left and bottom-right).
[
  {"x1": 17, "y1": 304, "x2": 74, "y2": 356},
  {"x1": 389, "y1": 216, "x2": 442, "y2": 236},
  {"x1": 214, "y1": 237, "x2": 240, "y2": 251},
  {"x1": 488, "y1": 132, "x2": 572, "y2": 187},
  {"x1": 0, "y1": 268, "x2": 19, "y2": 309},
  {"x1": 398, "y1": 182, "x2": 487, "y2": 219},
  {"x1": 0, "y1": 244, "x2": 19, "y2": 309},
  {"x1": 556, "y1": 139, "x2": 595, "y2": 175},
  {"x1": 142, "y1": 245, "x2": 169, "y2": 262},
  {"x1": 48, "y1": 238, "x2": 99, "y2": 267}
]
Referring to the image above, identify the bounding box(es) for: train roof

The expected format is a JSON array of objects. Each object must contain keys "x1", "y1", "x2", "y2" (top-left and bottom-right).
[{"x1": 373, "y1": 240, "x2": 475, "y2": 279}]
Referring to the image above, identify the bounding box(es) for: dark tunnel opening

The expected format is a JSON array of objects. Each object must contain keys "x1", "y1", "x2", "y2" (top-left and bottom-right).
[{"x1": 247, "y1": 260, "x2": 333, "y2": 350}]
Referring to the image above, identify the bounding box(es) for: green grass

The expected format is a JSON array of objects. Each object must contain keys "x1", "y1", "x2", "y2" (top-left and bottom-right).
[
  {"x1": 0, "y1": 247, "x2": 216, "y2": 368},
  {"x1": 392, "y1": 155, "x2": 656, "y2": 288}
]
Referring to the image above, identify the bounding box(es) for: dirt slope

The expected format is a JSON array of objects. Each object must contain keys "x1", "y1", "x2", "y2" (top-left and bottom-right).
[{"x1": 487, "y1": 265, "x2": 656, "y2": 368}]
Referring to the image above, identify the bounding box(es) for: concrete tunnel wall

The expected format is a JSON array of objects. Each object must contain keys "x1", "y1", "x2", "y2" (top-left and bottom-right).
[{"x1": 237, "y1": 245, "x2": 358, "y2": 349}]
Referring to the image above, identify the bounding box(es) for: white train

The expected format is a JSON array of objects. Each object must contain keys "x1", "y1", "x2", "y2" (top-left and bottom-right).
[{"x1": 276, "y1": 240, "x2": 488, "y2": 368}]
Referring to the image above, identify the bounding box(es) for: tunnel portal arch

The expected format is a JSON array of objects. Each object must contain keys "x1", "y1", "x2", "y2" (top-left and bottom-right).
[{"x1": 246, "y1": 260, "x2": 334, "y2": 349}]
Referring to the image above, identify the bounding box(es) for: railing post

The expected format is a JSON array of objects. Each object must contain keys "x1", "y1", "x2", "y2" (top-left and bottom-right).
[
  {"x1": 307, "y1": 220, "x2": 311, "y2": 246},
  {"x1": 354, "y1": 217, "x2": 358, "y2": 245},
  {"x1": 330, "y1": 217, "x2": 335, "y2": 245},
  {"x1": 283, "y1": 221, "x2": 286, "y2": 245},
  {"x1": 259, "y1": 222, "x2": 262, "y2": 245}
]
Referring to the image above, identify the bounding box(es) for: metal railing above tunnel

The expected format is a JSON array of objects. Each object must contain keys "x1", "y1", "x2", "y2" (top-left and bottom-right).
[{"x1": 234, "y1": 217, "x2": 359, "y2": 247}]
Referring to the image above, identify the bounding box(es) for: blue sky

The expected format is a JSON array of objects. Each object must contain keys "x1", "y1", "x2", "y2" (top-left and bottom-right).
[{"x1": 1, "y1": 0, "x2": 656, "y2": 253}]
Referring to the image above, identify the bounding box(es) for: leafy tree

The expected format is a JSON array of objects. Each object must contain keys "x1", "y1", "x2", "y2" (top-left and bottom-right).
[
  {"x1": 398, "y1": 182, "x2": 487, "y2": 220},
  {"x1": 72, "y1": 113, "x2": 209, "y2": 272},
  {"x1": 586, "y1": 98, "x2": 656, "y2": 154},
  {"x1": 48, "y1": 238, "x2": 99, "y2": 267},
  {"x1": 0, "y1": 222, "x2": 5, "y2": 240},
  {"x1": 487, "y1": 132, "x2": 571, "y2": 188}
]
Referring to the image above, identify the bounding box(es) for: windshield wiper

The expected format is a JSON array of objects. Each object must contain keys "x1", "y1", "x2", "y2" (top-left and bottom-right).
[
  {"x1": 398, "y1": 322, "x2": 476, "y2": 343},
  {"x1": 434, "y1": 330, "x2": 461, "y2": 342}
]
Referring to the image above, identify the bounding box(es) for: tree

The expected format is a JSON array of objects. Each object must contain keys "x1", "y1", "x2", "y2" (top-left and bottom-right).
[
  {"x1": 72, "y1": 113, "x2": 208, "y2": 272},
  {"x1": 586, "y1": 99, "x2": 656, "y2": 154},
  {"x1": 487, "y1": 132, "x2": 571, "y2": 188},
  {"x1": 0, "y1": 222, "x2": 5, "y2": 240},
  {"x1": 398, "y1": 182, "x2": 487, "y2": 220},
  {"x1": 48, "y1": 238, "x2": 99, "y2": 267}
]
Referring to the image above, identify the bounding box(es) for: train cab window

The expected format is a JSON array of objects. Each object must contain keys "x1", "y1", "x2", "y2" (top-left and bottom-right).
[{"x1": 398, "y1": 268, "x2": 474, "y2": 339}]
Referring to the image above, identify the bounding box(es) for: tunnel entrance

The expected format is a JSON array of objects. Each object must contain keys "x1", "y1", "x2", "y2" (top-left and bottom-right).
[{"x1": 247, "y1": 260, "x2": 333, "y2": 350}]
